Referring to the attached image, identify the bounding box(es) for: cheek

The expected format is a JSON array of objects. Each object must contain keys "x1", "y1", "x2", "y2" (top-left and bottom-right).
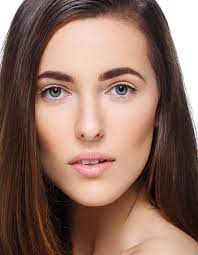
[
  {"x1": 35, "y1": 105, "x2": 63, "y2": 161},
  {"x1": 109, "y1": 92, "x2": 158, "y2": 179},
  {"x1": 35, "y1": 100, "x2": 72, "y2": 145},
  {"x1": 130, "y1": 106, "x2": 156, "y2": 147},
  {"x1": 35, "y1": 117, "x2": 66, "y2": 182},
  {"x1": 111, "y1": 100, "x2": 157, "y2": 149},
  {"x1": 35, "y1": 103, "x2": 77, "y2": 178},
  {"x1": 35, "y1": 115, "x2": 54, "y2": 153},
  {"x1": 129, "y1": 89, "x2": 159, "y2": 147}
]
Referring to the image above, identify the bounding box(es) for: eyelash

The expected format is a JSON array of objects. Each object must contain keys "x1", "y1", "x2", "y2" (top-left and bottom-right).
[{"x1": 39, "y1": 83, "x2": 137, "y2": 102}]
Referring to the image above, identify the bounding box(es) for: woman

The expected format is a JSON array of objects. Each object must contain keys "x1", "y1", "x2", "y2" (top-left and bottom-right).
[{"x1": 0, "y1": 0, "x2": 197, "y2": 254}]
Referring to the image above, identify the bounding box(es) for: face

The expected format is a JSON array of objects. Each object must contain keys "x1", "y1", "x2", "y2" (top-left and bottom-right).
[{"x1": 35, "y1": 17, "x2": 159, "y2": 207}]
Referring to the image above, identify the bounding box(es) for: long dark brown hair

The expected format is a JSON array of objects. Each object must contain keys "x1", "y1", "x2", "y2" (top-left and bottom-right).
[{"x1": 0, "y1": 0, "x2": 197, "y2": 254}]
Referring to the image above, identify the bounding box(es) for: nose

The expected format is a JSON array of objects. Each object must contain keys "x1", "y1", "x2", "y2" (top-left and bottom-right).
[
  {"x1": 75, "y1": 118, "x2": 104, "y2": 141},
  {"x1": 77, "y1": 128, "x2": 104, "y2": 141},
  {"x1": 75, "y1": 100, "x2": 105, "y2": 142}
]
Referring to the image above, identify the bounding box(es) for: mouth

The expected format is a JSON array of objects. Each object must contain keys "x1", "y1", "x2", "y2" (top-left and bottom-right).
[
  {"x1": 68, "y1": 151, "x2": 116, "y2": 177},
  {"x1": 70, "y1": 159, "x2": 114, "y2": 165},
  {"x1": 69, "y1": 159, "x2": 115, "y2": 177},
  {"x1": 68, "y1": 151, "x2": 116, "y2": 165}
]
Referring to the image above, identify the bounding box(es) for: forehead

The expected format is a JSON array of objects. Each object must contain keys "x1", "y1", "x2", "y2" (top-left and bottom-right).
[{"x1": 38, "y1": 17, "x2": 150, "y2": 78}]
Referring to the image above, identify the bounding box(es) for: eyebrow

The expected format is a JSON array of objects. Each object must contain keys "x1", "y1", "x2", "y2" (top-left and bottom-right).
[{"x1": 37, "y1": 67, "x2": 146, "y2": 83}]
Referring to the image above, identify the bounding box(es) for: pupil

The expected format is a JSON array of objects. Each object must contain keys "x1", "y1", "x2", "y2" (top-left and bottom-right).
[
  {"x1": 116, "y1": 85, "x2": 127, "y2": 95},
  {"x1": 50, "y1": 88, "x2": 61, "y2": 97}
]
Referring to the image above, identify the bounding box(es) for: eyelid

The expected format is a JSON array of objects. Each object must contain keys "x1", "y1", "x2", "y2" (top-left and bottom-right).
[
  {"x1": 39, "y1": 84, "x2": 69, "y2": 92},
  {"x1": 110, "y1": 81, "x2": 136, "y2": 89},
  {"x1": 38, "y1": 79, "x2": 136, "y2": 89}
]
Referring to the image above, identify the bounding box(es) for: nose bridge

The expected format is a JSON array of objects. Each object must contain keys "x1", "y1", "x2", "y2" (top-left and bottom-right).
[{"x1": 74, "y1": 93, "x2": 104, "y2": 141}]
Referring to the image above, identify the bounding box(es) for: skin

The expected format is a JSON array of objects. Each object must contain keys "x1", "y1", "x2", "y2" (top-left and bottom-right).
[{"x1": 35, "y1": 17, "x2": 197, "y2": 255}]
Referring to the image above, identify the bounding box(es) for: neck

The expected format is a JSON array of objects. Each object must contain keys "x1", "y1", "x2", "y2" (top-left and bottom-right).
[{"x1": 71, "y1": 183, "x2": 144, "y2": 255}]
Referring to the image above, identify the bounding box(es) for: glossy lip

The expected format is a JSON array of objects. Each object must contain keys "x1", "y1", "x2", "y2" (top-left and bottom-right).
[
  {"x1": 70, "y1": 160, "x2": 115, "y2": 177},
  {"x1": 68, "y1": 151, "x2": 116, "y2": 165}
]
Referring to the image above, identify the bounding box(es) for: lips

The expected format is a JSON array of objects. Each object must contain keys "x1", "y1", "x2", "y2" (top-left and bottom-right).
[
  {"x1": 68, "y1": 151, "x2": 116, "y2": 165},
  {"x1": 74, "y1": 159, "x2": 107, "y2": 164},
  {"x1": 70, "y1": 160, "x2": 115, "y2": 177}
]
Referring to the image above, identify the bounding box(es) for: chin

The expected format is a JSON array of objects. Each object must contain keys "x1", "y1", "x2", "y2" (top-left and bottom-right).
[{"x1": 68, "y1": 191, "x2": 120, "y2": 207}]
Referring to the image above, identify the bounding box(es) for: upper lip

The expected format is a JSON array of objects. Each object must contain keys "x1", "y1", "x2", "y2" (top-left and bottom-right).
[{"x1": 68, "y1": 151, "x2": 116, "y2": 165}]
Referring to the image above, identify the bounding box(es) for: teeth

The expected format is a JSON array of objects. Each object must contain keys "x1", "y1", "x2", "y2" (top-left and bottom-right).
[{"x1": 77, "y1": 159, "x2": 103, "y2": 165}]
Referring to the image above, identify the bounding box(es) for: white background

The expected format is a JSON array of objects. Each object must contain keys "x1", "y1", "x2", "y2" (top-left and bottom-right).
[{"x1": 0, "y1": 0, "x2": 197, "y2": 135}]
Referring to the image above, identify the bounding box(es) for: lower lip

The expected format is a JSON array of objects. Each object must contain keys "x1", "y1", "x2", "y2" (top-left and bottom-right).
[{"x1": 69, "y1": 160, "x2": 115, "y2": 177}]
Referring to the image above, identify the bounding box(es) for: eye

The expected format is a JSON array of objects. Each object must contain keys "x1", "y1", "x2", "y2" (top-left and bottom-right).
[
  {"x1": 107, "y1": 82, "x2": 137, "y2": 100},
  {"x1": 39, "y1": 85, "x2": 70, "y2": 101},
  {"x1": 38, "y1": 82, "x2": 137, "y2": 102}
]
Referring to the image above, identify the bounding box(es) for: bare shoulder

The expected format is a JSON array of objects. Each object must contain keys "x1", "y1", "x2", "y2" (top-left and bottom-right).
[
  {"x1": 138, "y1": 237, "x2": 197, "y2": 255},
  {"x1": 122, "y1": 191, "x2": 198, "y2": 255},
  {"x1": 122, "y1": 237, "x2": 198, "y2": 255}
]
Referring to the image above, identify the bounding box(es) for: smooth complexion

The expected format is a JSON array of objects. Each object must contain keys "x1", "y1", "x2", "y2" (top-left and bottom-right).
[{"x1": 35, "y1": 17, "x2": 197, "y2": 255}]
